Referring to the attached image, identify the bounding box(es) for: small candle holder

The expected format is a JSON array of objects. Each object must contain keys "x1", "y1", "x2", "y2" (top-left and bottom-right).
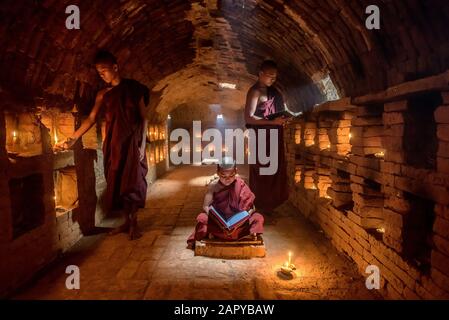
[
  {"x1": 280, "y1": 262, "x2": 296, "y2": 276},
  {"x1": 279, "y1": 251, "x2": 296, "y2": 278}
]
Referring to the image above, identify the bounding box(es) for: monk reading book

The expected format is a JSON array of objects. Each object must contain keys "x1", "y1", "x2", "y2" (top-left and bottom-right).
[{"x1": 187, "y1": 157, "x2": 264, "y2": 249}]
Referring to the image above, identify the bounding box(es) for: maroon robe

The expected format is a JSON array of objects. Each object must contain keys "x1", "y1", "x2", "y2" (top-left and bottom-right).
[
  {"x1": 187, "y1": 177, "x2": 264, "y2": 244},
  {"x1": 102, "y1": 78, "x2": 149, "y2": 213},
  {"x1": 246, "y1": 85, "x2": 289, "y2": 212}
]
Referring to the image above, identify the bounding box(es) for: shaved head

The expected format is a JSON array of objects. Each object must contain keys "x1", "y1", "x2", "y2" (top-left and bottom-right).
[{"x1": 217, "y1": 156, "x2": 236, "y2": 171}]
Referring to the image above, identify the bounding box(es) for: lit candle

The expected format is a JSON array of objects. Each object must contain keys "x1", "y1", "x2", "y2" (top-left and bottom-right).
[
  {"x1": 54, "y1": 130, "x2": 58, "y2": 145},
  {"x1": 288, "y1": 251, "x2": 292, "y2": 267},
  {"x1": 349, "y1": 133, "x2": 352, "y2": 139},
  {"x1": 12, "y1": 130, "x2": 18, "y2": 143}
]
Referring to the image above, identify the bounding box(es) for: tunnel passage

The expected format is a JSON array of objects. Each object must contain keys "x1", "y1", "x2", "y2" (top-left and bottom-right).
[{"x1": 1, "y1": 0, "x2": 449, "y2": 300}]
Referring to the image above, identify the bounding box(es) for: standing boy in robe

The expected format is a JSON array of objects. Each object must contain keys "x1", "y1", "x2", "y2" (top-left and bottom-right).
[
  {"x1": 244, "y1": 60, "x2": 290, "y2": 212},
  {"x1": 187, "y1": 157, "x2": 264, "y2": 249},
  {"x1": 56, "y1": 50, "x2": 150, "y2": 240}
]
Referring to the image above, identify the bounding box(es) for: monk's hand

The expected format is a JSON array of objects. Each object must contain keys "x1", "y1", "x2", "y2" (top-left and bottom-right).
[
  {"x1": 54, "y1": 137, "x2": 76, "y2": 152},
  {"x1": 273, "y1": 117, "x2": 287, "y2": 126},
  {"x1": 283, "y1": 117, "x2": 293, "y2": 126},
  {"x1": 139, "y1": 146, "x2": 145, "y2": 161}
]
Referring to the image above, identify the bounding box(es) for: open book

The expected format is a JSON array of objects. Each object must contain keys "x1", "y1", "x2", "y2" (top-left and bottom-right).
[{"x1": 209, "y1": 206, "x2": 250, "y2": 230}]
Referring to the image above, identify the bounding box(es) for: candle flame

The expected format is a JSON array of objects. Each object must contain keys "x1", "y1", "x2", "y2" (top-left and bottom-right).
[
  {"x1": 12, "y1": 130, "x2": 17, "y2": 138},
  {"x1": 54, "y1": 130, "x2": 58, "y2": 144}
]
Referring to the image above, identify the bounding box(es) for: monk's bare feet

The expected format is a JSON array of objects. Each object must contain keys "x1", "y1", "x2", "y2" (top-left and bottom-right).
[
  {"x1": 108, "y1": 222, "x2": 129, "y2": 236},
  {"x1": 128, "y1": 212, "x2": 142, "y2": 240}
]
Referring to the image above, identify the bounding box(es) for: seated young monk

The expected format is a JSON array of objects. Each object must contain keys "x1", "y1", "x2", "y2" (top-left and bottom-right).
[{"x1": 187, "y1": 157, "x2": 264, "y2": 249}]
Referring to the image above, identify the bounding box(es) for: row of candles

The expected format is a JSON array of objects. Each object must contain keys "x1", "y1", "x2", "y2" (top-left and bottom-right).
[
  {"x1": 148, "y1": 144, "x2": 167, "y2": 164},
  {"x1": 148, "y1": 125, "x2": 166, "y2": 142}
]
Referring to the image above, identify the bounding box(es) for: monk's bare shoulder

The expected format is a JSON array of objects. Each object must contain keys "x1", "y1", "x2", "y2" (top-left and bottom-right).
[
  {"x1": 247, "y1": 85, "x2": 261, "y2": 99},
  {"x1": 96, "y1": 87, "x2": 112, "y2": 101},
  {"x1": 207, "y1": 180, "x2": 220, "y2": 193}
]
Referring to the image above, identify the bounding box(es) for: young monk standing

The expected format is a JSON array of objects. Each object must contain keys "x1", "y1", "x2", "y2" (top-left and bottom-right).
[
  {"x1": 244, "y1": 60, "x2": 290, "y2": 213},
  {"x1": 187, "y1": 157, "x2": 264, "y2": 249},
  {"x1": 56, "y1": 50, "x2": 150, "y2": 240}
]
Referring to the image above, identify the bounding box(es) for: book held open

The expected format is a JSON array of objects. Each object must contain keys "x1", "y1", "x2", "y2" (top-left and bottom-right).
[{"x1": 209, "y1": 206, "x2": 250, "y2": 230}]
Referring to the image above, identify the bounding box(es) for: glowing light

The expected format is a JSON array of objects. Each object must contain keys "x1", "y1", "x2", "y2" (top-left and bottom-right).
[
  {"x1": 217, "y1": 114, "x2": 223, "y2": 120},
  {"x1": 288, "y1": 251, "x2": 292, "y2": 266},
  {"x1": 54, "y1": 130, "x2": 58, "y2": 145},
  {"x1": 218, "y1": 82, "x2": 236, "y2": 90},
  {"x1": 376, "y1": 227, "x2": 385, "y2": 234},
  {"x1": 349, "y1": 133, "x2": 352, "y2": 139},
  {"x1": 12, "y1": 131, "x2": 17, "y2": 138},
  {"x1": 374, "y1": 151, "x2": 385, "y2": 158},
  {"x1": 167, "y1": 114, "x2": 171, "y2": 120}
]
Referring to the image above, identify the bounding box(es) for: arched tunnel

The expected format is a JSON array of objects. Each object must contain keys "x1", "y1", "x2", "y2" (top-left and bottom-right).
[{"x1": 1, "y1": 0, "x2": 449, "y2": 301}]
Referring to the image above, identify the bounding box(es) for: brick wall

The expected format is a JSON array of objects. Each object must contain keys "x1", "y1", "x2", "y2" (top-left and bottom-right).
[
  {"x1": 0, "y1": 109, "x2": 106, "y2": 297},
  {"x1": 285, "y1": 77, "x2": 449, "y2": 299}
]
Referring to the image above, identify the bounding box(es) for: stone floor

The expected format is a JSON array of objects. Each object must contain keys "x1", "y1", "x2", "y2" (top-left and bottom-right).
[{"x1": 14, "y1": 165, "x2": 382, "y2": 300}]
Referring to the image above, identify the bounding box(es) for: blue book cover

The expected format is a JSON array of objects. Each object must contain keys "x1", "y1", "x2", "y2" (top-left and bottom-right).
[{"x1": 209, "y1": 206, "x2": 249, "y2": 230}]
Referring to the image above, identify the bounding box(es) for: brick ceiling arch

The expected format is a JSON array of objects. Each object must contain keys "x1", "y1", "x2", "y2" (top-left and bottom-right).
[{"x1": 0, "y1": 0, "x2": 448, "y2": 115}]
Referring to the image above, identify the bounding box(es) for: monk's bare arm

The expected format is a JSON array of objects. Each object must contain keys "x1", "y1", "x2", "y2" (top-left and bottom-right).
[
  {"x1": 69, "y1": 89, "x2": 107, "y2": 142},
  {"x1": 138, "y1": 97, "x2": 148, "y2": 158},
  {"x1": 203, "y1": 182, "x2": 217, "y2": 213},
  {"x1": 244, "y1": 87, "x2": 285, "y2": 126}
]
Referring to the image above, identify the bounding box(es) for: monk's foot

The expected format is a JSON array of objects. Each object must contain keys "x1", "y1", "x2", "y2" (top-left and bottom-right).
[
  {"x1": 239, "y1": 233, "x2": 258, "y2": 241},
  {"x1": 128, "y1": 212, "x2": 141, "y2": 240},
  {"x1": 108, "y1": 222, "x2": 129, "y2": 236},
  {"x1": 128, "y1": 227, "x2": 142, "y2": 240}
]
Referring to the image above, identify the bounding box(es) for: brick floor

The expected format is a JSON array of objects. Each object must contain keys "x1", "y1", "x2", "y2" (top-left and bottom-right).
[{"x1": 13, "y1": 165, "x2": 382, "y2": 300}]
